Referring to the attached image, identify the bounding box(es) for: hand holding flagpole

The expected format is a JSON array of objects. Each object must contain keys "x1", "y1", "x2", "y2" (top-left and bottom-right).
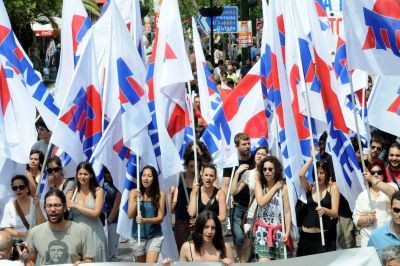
[{"x1": 136, "y1": 154, "x2": 141, "y2": 245}]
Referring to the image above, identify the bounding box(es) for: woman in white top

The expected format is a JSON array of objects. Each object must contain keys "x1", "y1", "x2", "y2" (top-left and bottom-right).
[
  {"x1": 353, "y1": 161, "x2": 397, "y2": 246},
  {"x1": 0, "y1": 175, "x2": 45, "y2": 241},
  {"x1": 230, "y1": 146, "x2": 268, "y2": 232}
]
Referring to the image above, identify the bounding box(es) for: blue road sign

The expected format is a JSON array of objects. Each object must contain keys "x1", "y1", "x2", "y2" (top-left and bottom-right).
[{"x1": 198, "y1": 6, "x2": 238, "y2": 34}]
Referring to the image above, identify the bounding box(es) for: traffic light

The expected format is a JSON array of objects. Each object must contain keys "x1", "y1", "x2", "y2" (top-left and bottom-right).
[{"x1": 199, "y1": 6, "x2": 224, "y2": 17}]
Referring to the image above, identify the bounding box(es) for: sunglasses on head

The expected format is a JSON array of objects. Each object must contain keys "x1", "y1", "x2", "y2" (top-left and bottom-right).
[
  {"x1": 47, "y1": 167, "x2": 60, "y2": 174},
  {"x1": 262, "y1": 167, "x2": 274, "y2": 172},
  {"x1": 370, "y1": 170, "x2": 383, "y2": 175},
  {"x1": 12, "y1": 185, "x2": 26, "y2": 191},
  {"x1": 392, "y1": 207, "x2": 400, "y2": 214}
]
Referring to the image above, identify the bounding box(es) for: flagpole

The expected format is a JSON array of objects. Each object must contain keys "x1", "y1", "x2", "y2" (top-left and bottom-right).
[
  {"x1": 348, "y1": 71, "x2": 373, "y2": 208},
  {"x1": 31, "y1": 142, "x2": 54, "y2": 226},
  {"x1": 136, "y1": 153, "x2": 141, "y2": 245},
  {"x1": 279, "y1": 188, "x2": 287, "y2": 259},
  {"x1": 303, "y1": 80, "x2": 325, "y2": 246},
  {"x1": 186, "y1": 81, "x2": 199, "y2": 216}
]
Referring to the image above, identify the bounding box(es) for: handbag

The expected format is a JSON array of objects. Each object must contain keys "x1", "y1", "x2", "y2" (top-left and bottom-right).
[{"x1": 240, "y1": 197, "x2": 258, "y2": 263}]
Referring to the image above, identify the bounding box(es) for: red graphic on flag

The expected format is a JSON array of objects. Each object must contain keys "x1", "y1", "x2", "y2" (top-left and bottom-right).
[
  {"x1": 362, "y1": 0, "x2": 400, "y2": 50},
  {"x1": 387, "y1": 87, "x2": 400, "y2": 115},
  {"x1": 0, "y1": 64, "x2": 11, "y2": 115}
]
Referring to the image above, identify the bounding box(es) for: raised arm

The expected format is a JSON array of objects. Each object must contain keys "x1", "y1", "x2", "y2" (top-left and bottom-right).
[
  {"x1": 216, "y1": 190, "x2": 227, "y2": 222},
  {"x1": 255, "y1": 179, "x2": 284, "y2": 207},
  {"x1": 299, "y1": 157, "x2": 313, "y2": 192},
  {"x1": 230, "y1": 164, "x2": 249, "y2": 196},
  {"x1": 142, "y1": 192, "x2": 166, "y2": 224},
  {"x1": 187, "y1": 183, "x2": 200, "y2": 218}
]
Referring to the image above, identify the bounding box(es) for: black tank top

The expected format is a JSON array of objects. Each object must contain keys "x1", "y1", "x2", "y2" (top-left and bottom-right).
[
  {"x1": 302, "y1": 187, "x2": 332, "y2": 229},
  {"x1": 174, "y1": 177, "x2": 192, "y2": 221},
  {"x1": 198, "y1": 187, "x2": 219, "y2": 216}
]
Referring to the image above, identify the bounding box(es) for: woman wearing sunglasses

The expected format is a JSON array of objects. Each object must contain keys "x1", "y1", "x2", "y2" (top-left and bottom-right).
[
  {"x1": 253, "y1": 156, "x2": 292, "y2": 261},
  {"x1": 0, "y1": 175, "x2": 46, "y2": 241},
  {"x1": 353, "y1": 161, "x2": 396, "y2": 247},
  {"x1": 46, "y1": 156, "x2": 75, "y2": 195}
]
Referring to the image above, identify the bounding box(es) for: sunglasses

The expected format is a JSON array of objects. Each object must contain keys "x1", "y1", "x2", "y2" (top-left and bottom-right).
[
  {"x1": 262, "y1": 167, "x2": 274, "y2": 172},
  {"x1": 47, "y1": 167, "x2": 60, "y2": 174},
  {"x1": 392, "y1": 207, "x2": 400, "y2": 214},
  {"x1": 370, "y1": 170, "x2": 384, "y2": 175},
  {"x1": 12, "y1": 185, "x2": 26, "y2": 191},
  {"x1": 371, "y1": 145, "x2": 382, "y2": 151}
]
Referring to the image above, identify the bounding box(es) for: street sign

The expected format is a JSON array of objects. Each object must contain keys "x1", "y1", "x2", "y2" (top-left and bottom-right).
[
  {"x1": 198, "y1": 6, "x2": 238, "y2": 34},
  {"x1": 238, "y1": 21, "x2": 252, "y2": 47}
]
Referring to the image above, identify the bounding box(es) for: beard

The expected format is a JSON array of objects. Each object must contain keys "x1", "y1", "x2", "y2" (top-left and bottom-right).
[{"x1": 46, "y1": 212, "x2": 64, "y2": 224}]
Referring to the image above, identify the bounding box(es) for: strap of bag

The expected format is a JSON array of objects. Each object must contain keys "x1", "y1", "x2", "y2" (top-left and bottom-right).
[
  {"x1": 14, "y1": 200, "x2": 30, "y2": 230},
  {"x1": 204, "y1": 190, "x2": 217, "y2": 210},
  {"x1": 180, "y1": 172, "x2": 190, "y2": 205}
]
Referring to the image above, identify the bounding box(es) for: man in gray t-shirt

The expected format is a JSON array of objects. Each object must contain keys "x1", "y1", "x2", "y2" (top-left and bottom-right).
[{"x1": 27, "y1": 189, "x2": 94, "y2": 265}]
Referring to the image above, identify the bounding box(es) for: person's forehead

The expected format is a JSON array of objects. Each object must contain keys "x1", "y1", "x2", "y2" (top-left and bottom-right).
[
  {"x1": 392, "y1": 199, "x2": 400, "y2": 207},
  {"x1": 46, "y1": 196, "x2": 62, "y2": 204},
  {"x1": 389, "y1": 147, "x2": 400, "y2": 154},
  {"x1": 371, "y1": 141, "x2": 383, "y2": 147}
]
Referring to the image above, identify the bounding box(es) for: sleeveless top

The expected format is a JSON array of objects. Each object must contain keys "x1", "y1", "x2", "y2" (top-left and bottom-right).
[
  {"x1": 131, "y1": 201, "x2": 163, "y2": 240},
  {"x1": 302, "y1": 187, "x2": 332, "y2": 229},
  {"x1": 254, "y1": 189, "x2": 284, "y2": 248},
  {"x1": 198, "y1": 187, "x2": 219, "y2": 216},
  {"x1": 174, "y1": 177, "x2": 192, "y2": 221}
]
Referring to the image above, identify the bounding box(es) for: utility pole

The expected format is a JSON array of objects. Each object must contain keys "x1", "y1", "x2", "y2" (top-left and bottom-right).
[{"x1": 240, "y1": 0, "x2": 250, "y2": 65}]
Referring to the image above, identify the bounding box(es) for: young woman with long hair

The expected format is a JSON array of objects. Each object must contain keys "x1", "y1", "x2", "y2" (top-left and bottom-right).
[
  {"x1": 188, "y1": 164, "x2": 227, "y2": 222},
  {"x1": 25, "y1": 150, "x2": 44, "y2": 193},
  {"x1": 178, "y1": 210, "x2": 233, "y2": 264},
  {"x1": 128, "y1": 165, "x2": 165, "y2": 263},
  {"x1": 297, "y1": 156, "x2": 340, "y2": 256},
  {"x1": 0, "y1": 175, "x2": 45, "y2": 241},
  {"x1": 254, "y1": 156, "x2": 292, "y2": 261},
  {"x1": 66, "y1": 162, "x2": 107, "y2": 262}
]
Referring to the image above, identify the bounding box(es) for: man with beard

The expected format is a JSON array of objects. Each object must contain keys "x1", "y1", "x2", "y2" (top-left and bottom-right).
[
  {"x1": 365, "y1": 134, "x2": 385, "y2": 166},
  {"x1": 386, "y1": 142, "x2": 400, "y2": 189},
  {"x1": 368, "y1": 191, "x2": 400, "y2": 258},
  {"x1": 26, "y1": 189, "x2": 94, "y2": 265},
  {"x1": 221, "y1": 133, "x2": 254, "y2": 261}
]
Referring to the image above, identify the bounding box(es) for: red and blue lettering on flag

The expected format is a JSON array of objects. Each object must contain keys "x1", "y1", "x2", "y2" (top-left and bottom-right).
[
  {"x1": 0, "y1": 21, "x2": 59, "y2": 128},
  {"x1": 71, "y1": 15, "x2": 91, "y2": 66},
  {"x1": 59, "y1": 85, "x2": 103, "y2": 159}
]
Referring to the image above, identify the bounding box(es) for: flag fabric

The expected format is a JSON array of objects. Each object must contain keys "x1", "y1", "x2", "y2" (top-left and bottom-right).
[
  {"x1": 192, "y1": 17, "x2": 222, "y2": 124},
  {"x1": 96, "y1": 0, "x2": 151, "y2": 154},
  {"x1": 201, "y1": 62, "x2": 268, "y2": 168},
  {"x1": 54, "y1": 0, "x2": 92, "y2": 108},
  {"x1": 0, "y1": 56, "x2": 36, "y2": 163},
  {"x1": 306, "y1": 0, "x2": 366, "y2": 210},
  {"x1": 0, "y1": 0, "x2": 59, "y2": 130},
  {"x1": 151, "y1": 0, "x2": 193, "y2": 181},
  {"x1": 51, "y1": 31, "x2": 103, "y2": 163},
  {"x1": 129, "y1": 0, "x2": 146, "y2": 62},
  {"x1": 343, "y1": 0, "x2": 400, "y2": 75},
  {"x1": 368, "y1": 76, "x2": 400, "y2": 137}
]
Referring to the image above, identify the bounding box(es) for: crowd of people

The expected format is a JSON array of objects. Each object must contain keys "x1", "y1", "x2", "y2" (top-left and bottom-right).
[{"x1": 0, "y1": 114, "x2": 399, "y2": 265}]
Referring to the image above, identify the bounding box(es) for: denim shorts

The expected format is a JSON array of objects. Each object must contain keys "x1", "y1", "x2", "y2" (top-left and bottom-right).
[{"x1": 130, "y1": 235, "x2": 164, "y2": 256}]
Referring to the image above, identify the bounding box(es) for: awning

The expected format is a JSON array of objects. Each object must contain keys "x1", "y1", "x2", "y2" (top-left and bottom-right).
[{"x1": 31, "y1": 17, "x2": 61, "y2": 37}]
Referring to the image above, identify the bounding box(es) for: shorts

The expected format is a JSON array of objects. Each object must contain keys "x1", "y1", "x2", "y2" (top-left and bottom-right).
[{"x1": 130, "y1": 236, "x2": 164, "y2": 256}]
